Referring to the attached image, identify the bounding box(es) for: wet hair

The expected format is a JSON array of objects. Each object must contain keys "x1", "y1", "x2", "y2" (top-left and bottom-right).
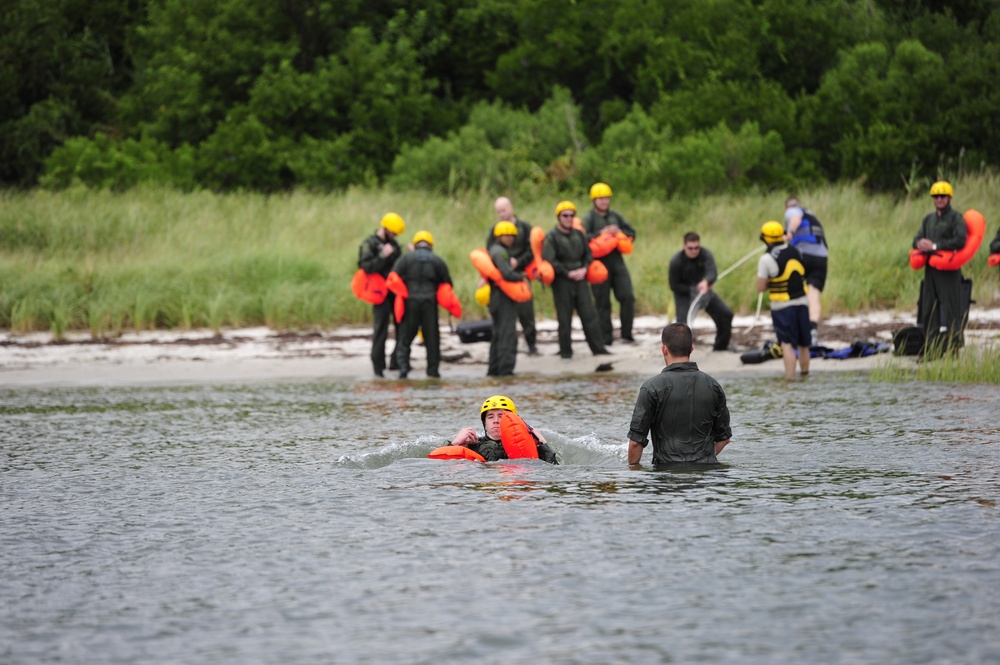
[
  {"x1": 683, "y1": 232, "x2": 700, "y2": 243},
  {"x1": 661, "y1": 323, "x2": 693, "y2": 357}
]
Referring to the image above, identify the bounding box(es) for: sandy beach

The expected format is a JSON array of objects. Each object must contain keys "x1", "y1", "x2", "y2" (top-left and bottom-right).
[{"x1": 3, "y1": 307, "x2": 998, "y2": 388}]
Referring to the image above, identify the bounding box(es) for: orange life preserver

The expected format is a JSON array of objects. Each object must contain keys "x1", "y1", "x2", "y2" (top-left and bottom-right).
[
  {"x1": 589, "y1": 233, "x2": 619, "y2": 259},
  {"x1": 436, "y1": 283, "x2": 462, "y2": 318},
  {"x1": 586, "y1": 260, "x2": 608, "y2": 284},
  {"x1": 351, "y1": 269, "x2": 389, "y2": 305},
  {"x1": 470, "y1": 248, "x2": 532, "y2": 303},
  {"x1": 386, "y1": 271, "x2": 409, "y2": 323},
  {"x1": 499, "y1": 412, "x2": 539, "y2": 460},
  {"x1": 524, "y1": 226, "x2": 555, "y2": 285},
  {"x1": 909, "y1": 209, "x2": 986, "y2": 271},
  {"x1": 617, "y1": 233, "x2": 634, "y2": 255},
  {"x1": 989, "y1": 253, "x2": 1000, "y2": 267},
  {"x1": 428, "y1": 446, "x2": 486, "y2": 462}
]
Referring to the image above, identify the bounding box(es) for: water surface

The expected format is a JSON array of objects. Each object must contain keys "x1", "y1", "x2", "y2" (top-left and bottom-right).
[{"x1": 2, "y1": 373, "x2": 999, "y2": 664}]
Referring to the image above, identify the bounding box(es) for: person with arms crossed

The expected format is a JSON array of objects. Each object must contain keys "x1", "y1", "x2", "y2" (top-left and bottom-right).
[
  {"x1": 486, "y1": 197, "x2": 538, "y2": 355},
  {"x1": 627, "y1": 323, "x2": 732, "y2": 466},
  {"x1": 542, "y1": 201, "x2": 610, "y2": 360},
  {"x1": 357, "y1": 212, "x2": 404, "y2": 377},
  {"x1": 757, "y1": 221, "x2": 810, "y2": 380},
  {"x1": 784, "y1": 197, "x2": 829, "y2": 347},
  {"x1": 582, "y1": 182, "x2": 637, "y2": 346},
  {"x1": 668, "y1": 231, "x2": 733, "y2": 351}
]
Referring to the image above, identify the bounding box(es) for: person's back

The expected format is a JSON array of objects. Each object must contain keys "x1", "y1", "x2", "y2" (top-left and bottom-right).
[{"x1": 394, "y1": 246, "x2": 447, "y2": 300}]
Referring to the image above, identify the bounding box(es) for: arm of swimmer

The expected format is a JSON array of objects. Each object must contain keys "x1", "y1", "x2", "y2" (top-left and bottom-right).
[
  {"x1": 451, "y1": 428, "x2": 479, "y2": 446},
  {"x1": 628, "y1": 439, "x2": 644, "y2": 465},
  {"x1": 715, "y1": 439, "x2": 731, "y2": 455}
]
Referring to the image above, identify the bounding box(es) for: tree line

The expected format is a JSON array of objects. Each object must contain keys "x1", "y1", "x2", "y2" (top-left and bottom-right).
[{"x1": 3, "y1": 0, "x2": 998, "y2": 197}]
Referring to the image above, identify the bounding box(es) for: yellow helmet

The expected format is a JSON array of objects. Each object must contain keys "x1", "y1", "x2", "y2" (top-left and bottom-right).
[
  {"x1": 929, "y1": 180, "x2": 954, "y2": 198},
  {"x1": 555, "y1": 200, "x2": 577, "y2": 217},
  {"x1": 475, "y1": 284, "x2": 491, "y2": 306},
  {"x1": 413, "y1": 230, "x2": 434, "y2": 247},
  {"x1": 480, "y1": 394, "x2": 517, "y2": 423},
  {"x1": 380, "y1": 212, "x2": 405, "y2": 235},
  {"x1": 493, "y1": 221, "x2": 518, "y2": 237},
  {"x1": 589, "y1": 182, "x2": 613, "y2": 199},
  {"x1": 760, "y1": 221, "x2": 785, "y2": 244}
]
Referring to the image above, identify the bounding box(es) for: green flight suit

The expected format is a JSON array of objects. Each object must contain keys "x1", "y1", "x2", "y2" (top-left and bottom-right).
[
  {"x1": 582, "y1": 208, "x2": 637, "y2": 344},
  {"x1": 487, "y1": 243, "x2": 525, "y2": 376},
  {"x1": 486, "y1": 217, "x2": 537, "y2": 350},
  {"x1": 391, "y1": 246, "x2": 453, "y2": 377},
  {"x1": 913, "y1": 204, "x2": 968, "y2": 357},
  {"x1": 542, "y1": 226, "x2": 608, "y2": 358}
]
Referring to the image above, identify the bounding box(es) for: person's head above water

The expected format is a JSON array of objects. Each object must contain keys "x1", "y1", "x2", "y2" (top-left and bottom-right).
[{"x1": 480, "y1": 394, "x2": 516, "y2": 439}]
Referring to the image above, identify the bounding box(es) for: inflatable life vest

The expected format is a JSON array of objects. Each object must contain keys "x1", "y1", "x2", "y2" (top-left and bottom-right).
[
  {"x1": 470, "y1": 248, "x2": 532, "y2": 303},
  {"x1": 909, "y1": 209, "x2": 986, "y2": 271},
  {"x1": 766, "y1": 246, "x2": 807, "y2": 301},
  {"x1": 586, "y1": 260, "x2": 608, "y2": 284},
  {"x1": 385, "y1": 271, "x2": 408, "y2": 323},
  {"x1": 427, "y1": 445, "x2": 486, "y2": 462},
  {"x1": 989, "y1": 253, "x2": 1000, "y2": 267},
  {"x1": 499, "y1": 412, "x2": 539, "y2": 459},
  {"x1": 573, "y1": 219, "x2": 633, "y2": 258},
  {"x1": 524, "y1": 226, "x2": 555, "y2": 285},
  {"x1": 351, "y1": 269, "x2": 389, "y2": 305},
  {"x1": 436, "y1": 283, "x2": 462, "y2": 318}
]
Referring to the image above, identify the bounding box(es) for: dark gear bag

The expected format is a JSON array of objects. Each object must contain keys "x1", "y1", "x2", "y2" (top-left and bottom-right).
[{"x1": 455, "y1": 319, "x2": 493, "y2": 343}]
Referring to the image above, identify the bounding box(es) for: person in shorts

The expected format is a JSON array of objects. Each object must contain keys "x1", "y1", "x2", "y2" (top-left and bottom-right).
[{"x1": 756, "y1": 221, "x2": 810, "y2": 380}]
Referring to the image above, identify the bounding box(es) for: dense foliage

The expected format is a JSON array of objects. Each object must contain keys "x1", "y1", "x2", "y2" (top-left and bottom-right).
[{"x1": 3, "y1": 0, "x2": 999, "y2": 196}]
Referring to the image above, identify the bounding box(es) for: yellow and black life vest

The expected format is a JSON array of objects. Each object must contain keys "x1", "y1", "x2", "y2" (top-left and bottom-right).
[{"x1": 767, "y1": 246, "x2": 807, "y2": 302}]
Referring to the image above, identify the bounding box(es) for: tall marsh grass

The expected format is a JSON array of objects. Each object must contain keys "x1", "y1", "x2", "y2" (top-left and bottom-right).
[
  {"x1": 871, "y1": 337, "x2": 1000, "y2": 384},
  {"x1": 2, "y1": 177, "x2": 999, "y2": 340}
]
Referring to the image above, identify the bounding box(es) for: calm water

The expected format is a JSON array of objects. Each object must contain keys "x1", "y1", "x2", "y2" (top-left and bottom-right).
[{"x1": 2, "y1": 372, "x2": 999, "y2": 664}]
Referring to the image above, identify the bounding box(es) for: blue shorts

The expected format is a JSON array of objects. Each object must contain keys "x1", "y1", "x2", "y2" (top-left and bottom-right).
[{"x1": 772, "y1": 305, "x2": 811, "y2": 347}]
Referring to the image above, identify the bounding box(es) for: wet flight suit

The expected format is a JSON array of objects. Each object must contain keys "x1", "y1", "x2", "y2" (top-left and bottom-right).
[
  {"x1": 542, "y1": 226, "x2": 608, "y2": 358},
  {"x1": 487, "y1": 243, "x2": 526, "y2": 376},
  {"x1": 391, "y1": 246, "x2": 453, "y2": 377},
  {"x1": 582, "y1": 208, "x2": 636, "y2": 344},
  {"x1": 358, "y1": 232, "x2": 402, "y2": 375},
  {"x1": 463, "y1": 435, "x2": 559, "y2": 464},
  {"x1": 486, "y1": 217, "x2": 537, "y2": 352},
  {"x1": 627, "y1": 361, "x2": 732, "y2": 466},
  {"x1": 913, "y1": 204, "x2": 967, "y2": 357}
]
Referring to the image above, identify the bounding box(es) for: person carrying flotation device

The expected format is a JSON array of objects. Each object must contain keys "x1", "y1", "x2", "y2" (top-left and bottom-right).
[
  {"x1": 484, "y1": 221, "x2": 528, "y2": 377},
  {"x1": 356, "y1": 212, "x2": 405, "y2": 378},
  {"x1": 581, "y1": 182, "x2": 637, "y2": 346},
  {"x1": 486, "y1": 197, "x2": 539, "y2": 356},
  {"x1": 756, "y1": 220, "x2": 811, "y2": 380},
  {"x1": 542, "y1": 201, "x2": 611, "y2": 360},
  {"x1": 912, "y1": 181, "x2": 968, "y2": 358},
  {"x1": 989, "y1": 224, "x2": 1000, "y2": 267},
  {"x1": 387, "y1": 230, "x2": 455, "y2": 379},
  {"x1": 445, "y1": 395, "x2": 558, "y2": 464},
  {"x1": 784, "y1": 196, "x2": 829, "y2": 347}
]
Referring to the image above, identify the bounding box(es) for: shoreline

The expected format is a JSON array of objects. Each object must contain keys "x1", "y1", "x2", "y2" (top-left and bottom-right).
[{"x1": 2, "y1": 310, "x2": 999, "y2": 388}]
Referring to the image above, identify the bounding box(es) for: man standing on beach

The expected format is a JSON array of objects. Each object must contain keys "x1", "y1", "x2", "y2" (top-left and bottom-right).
[
  {"x1": 486, "y1": 222, "x2": 526, "y2": 376},
  {"x1": 913, "y1": 180, "x2": 967, "y2": 359},
  {"x1": 542, "y1": 201, "x2": 610, "y2": 360},
  {"x1": 757, "y1": 221, "x2": 810, "y2": 380},
  {"x1": 784, "y1": 197, "x2": 829, "y2": 347},
  {"x1": 668, "y1": 232, "x2": 733, "y2": 351},
  {"x1": 627, "y1": 323, "x2": 732, "y2": 466},
  {"x1": 486, "y1": 197, "x2": 538, "y2": 355},
  {"x1": 390, "y1": 230, "x2": 454, "y2": 379},
  {"x1": 582, "y1": 182, "x2": 637, "y2": 346},
  {"x1": 358, "y1": 212, "x2": 404, "y2": 377}
]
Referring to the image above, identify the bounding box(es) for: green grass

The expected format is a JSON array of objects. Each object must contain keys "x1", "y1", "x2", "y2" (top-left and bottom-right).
[
  {"x1": 2, "y1": 177, "x2": 998, "y2": 346},
  {"x1": 871, "y1": 338, "x2": 1000, "y2": 384}
]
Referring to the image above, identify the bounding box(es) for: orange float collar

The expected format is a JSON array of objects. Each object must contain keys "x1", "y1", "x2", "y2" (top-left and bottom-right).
[
  {"x1": 909, "y1": 209, "x2": 986, "y2": 271},
  {"x1": 469, "y1": 248, "x2": 533, "y2": 303},
  {"x1": 351, "y1": 269, "x2": 389, "y2": 305},
  {"x1": 499, "y1": 412, "x2": 540, "y2": 459},
  {"x1": 427, "y1": 446, "x2": 486, "y2": 462}
]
